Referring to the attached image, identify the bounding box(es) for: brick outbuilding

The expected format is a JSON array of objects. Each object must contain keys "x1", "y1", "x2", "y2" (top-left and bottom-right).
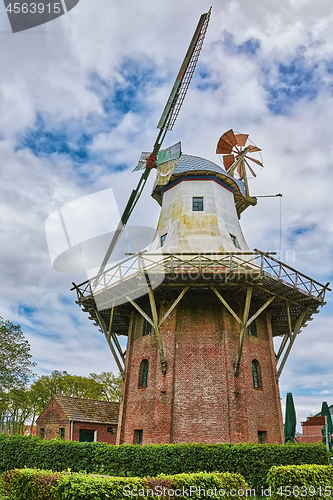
[
  {"x1": 298, "y1": 405, "x2": 333, "y2": 444},
  {"x1": 36, "y1": 396, "x2": 119, "y2": 444}
]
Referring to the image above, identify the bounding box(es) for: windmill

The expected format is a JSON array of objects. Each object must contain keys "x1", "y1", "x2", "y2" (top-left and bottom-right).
[
  {"x1": 71, "y1": 7, "x2": 330, "y2": 447},
  {"x1": 216, "y1": 129, "x2": 263, "y2": 198},
  {"x1": 97, "y1": 8, "x2": 212, "y2": 278}
]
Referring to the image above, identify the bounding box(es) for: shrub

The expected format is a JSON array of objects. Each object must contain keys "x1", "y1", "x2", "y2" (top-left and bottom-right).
[
  {"x1": 1, "y1": 469, "x2": 249, "y2": 500},
  {"x1": 0, "y1": 435, "x2": 100, "y2": 474},
  {"x1": 1, "y1": 468, "x2": 62, "y2": 500},
  {"x1": 267, "y1": 464, "x2": 333, "y2": 500},
  {"x1": 93, "y1": 442, "x2": 330, "y2": 489},
  {"x1": 0, "y1": 435, "x2": 330, "y2": 490}
]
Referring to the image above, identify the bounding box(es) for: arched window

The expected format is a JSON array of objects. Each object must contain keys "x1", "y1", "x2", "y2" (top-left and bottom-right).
[
  {"x1": 139, "y1": 359, "x2": 149, "y2": 387},
  {"x1": 252, "y1": 359, "x2": 261, "y2": 388}
]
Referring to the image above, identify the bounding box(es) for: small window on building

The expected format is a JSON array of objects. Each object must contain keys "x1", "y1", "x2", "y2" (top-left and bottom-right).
[
  {"x1": 258, "y1": 431, "x2": 267, "y2": 444},
  {"x1": 160, "y1": 233, "x2": 167, "y2": 247},
  {"x1": 59, "y1": 427, "x2": 65, "y2": 439},
  {"x1": 252, "y1": 359, "x2": 261, "y2": 389},
  {"x1": 139, "y1": 359, "x2": 149, "y2": 387},
  {"x1": 133, "y1": 429, "x2": 143, "y2": 445},
  {"x1": 143, "y1": 319, "x2": 153, "y2": 336},
  {"x1": 230, "y1": 234, "x2": 241, "y2": 250},
  {"x1": 192, "y1": 197, "x2": 203, "y2": 211},
  {"x1": 40, "y1": 428, "x2": 45, "y2": 439},
  {"x1": 107, "y1": 427, "x2": 115, "y2": 433},
  {"x1": 248, "y1": 321, "x2": 257, "y2": 337}
]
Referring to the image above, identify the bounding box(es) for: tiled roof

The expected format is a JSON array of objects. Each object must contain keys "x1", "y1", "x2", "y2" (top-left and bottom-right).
[
  {"x1": 53, "y1": 396, "x2": 120, "y2": 424},
  {"x1": 173, "y1": 154, "x2": 246, "y2": 196},
  {"x1": 174, "y1": 154, "x2": 225, "y2": 175}
]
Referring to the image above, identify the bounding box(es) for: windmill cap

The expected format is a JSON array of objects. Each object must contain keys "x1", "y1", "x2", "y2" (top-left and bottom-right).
[{"x1": 152, "y1": 153, "x2": 246, "y2": 205}]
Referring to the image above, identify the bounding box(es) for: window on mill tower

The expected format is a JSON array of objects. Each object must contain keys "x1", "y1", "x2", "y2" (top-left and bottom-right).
[
  {"x1": 139, "y1": 359, "x2": 149, "y2": 387},
  {"x1": 252, "y1": 359, "x2": 262, "y2": 389},
  {"x1": 230, "y1": 233, "x2": 241, "y2": 250},
  {"x1": 192, "y1": 197, "x2": 203, "y2": 211}
]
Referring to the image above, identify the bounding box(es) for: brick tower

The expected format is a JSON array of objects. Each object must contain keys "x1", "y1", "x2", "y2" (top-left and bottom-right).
[{"x1": 73, "y1": 149, "x2": 329, "y2": 446}]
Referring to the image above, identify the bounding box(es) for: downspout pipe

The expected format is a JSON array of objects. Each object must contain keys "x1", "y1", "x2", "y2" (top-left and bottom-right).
[{"x1": 70, "y1": 421, "x2": 73, "y2": 441}]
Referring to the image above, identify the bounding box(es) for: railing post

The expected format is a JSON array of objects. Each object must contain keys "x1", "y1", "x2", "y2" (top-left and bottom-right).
[
  {"x1": 278, "y1": 262, "x2": 282, "y2": 279},
  {"x1": 260, "y1": 253, "x2": 264, "y2": 273}
]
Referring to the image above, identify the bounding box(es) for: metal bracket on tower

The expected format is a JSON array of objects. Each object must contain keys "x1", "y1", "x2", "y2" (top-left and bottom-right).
[
  {"x1": 147, "y1": 281, "x2": 167, "y2": 375},
  {"x1": 94, "y1": 308, "x2": 125, "y2": 378},
  {"x1": 127, "y1": 286, "x2": 190, "y2": 376},
  {"x1": 158, "y1": 287, "x2": 189, "y2": 327},
  {"x1": 125, "y1": 284, "x2": 167, "y2": 374},
  {"x1": 211, "y1": 286, "x2": 276, "y2": 375},
  {"x1": 275, "y1": 309, "x2": 308, "y2": 381},
  {"x1": 234, "y1": 287, "x2": 253, "y2": 375},
  {"x1": 275, "y1": 301, "x2": 292, "y2": 364}
]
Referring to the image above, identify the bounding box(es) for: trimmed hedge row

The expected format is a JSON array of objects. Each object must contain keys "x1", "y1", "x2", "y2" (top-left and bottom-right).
[
  {"x1": 1, "y1": 468, "x2": 62, "y2": 500},
  {"x1": 1, "y1": 469, "x2": 249, "y2": 500},
  {"x1": 267, "y1": 464, "x2": 333, "y2": 500},
  {"x1": 0, "y1": 435, "x2": 330, "y2": 490}
]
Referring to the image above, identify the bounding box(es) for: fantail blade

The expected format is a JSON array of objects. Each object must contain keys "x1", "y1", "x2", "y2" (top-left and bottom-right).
[
  {"x1": 235, "y1": 134, "x2": 248, "y2": 147},
  {"x1": 216, "y1": 137, "x2": 234, "y2": 155},
  {"x1": 244, "y1": 158, "x2": 257, "y2": 177},
  {"x1": 246, "y1": 156, "x2": 264, "y2": 167},
  {"x1": 223, "y1": 154, "x2": 235, "y2": 171},
  {"x1": 248, "y1": 145, "x2": 262, "y2": 153},
  {"x1": 221, "y1": 129, "x2": 238, "y2": 147}
]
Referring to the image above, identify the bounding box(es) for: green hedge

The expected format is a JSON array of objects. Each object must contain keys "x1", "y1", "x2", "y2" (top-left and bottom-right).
[
  {"x1": 0, "y1": 435, "x2": 101, "y2": 474},
  {"x1": 267, "y1": 464, "x2": 333, "y2": 500},
  {"x1": 1, "y1": 468, "x2": 62, "y2": 500},
  {"x1": 0, "y1": 435, "x2": 330, "y2": 490},
  {"x1": 1, "y1": 469, "x2": 249, "y2": 500}
]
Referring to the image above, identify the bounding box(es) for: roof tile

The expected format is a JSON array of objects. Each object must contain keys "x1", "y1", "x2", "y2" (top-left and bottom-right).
[{"x1": 53, "y1": 396, "x2": 120, "y2": 424}]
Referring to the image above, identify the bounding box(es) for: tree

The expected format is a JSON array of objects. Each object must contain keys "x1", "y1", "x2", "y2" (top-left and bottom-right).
[
  {"x1": 31, "y1": 370, "x2": 104, "y2": 405},
  {"x1": 6, "y1": 387, "x2": 33, "y2": 435},
  {"x1": 0, "y1": 317, "x2": 35, "y2": 390},
  {"x1": 28, "y1": 370, "x2": 122, "y2": 432},
  {"x1": 89, "y1": 372, "x2": 122, "y2": 402},
  {"x1": 0, "y1": 366, "x2": 123, "y2": 435}
]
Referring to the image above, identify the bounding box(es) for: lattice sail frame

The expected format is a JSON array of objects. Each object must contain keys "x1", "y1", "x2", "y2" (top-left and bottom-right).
[
  {"x1": 157, "y1": 8, "x2": 211, "y2": 131},
  {"x1": 96, "y1": 9, "x2": 212, "y2": 279}
]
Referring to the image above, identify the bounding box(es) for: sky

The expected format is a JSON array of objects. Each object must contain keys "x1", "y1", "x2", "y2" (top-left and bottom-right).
[{"x1": 0, "y1": 0, "x2": 332, "y2": 430}]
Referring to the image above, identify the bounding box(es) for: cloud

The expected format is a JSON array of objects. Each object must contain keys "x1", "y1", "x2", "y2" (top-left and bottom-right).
[{"x1": 0, "y1": 0, "x2": 332, "y2": 432}]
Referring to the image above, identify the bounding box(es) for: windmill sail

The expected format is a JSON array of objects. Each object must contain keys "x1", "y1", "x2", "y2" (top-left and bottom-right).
[
  {"x1": 96, "y1": 8, "x2": 212, "y2": 278},
  {"x1": 157, "y1": 8, "x2": 211, "y2": 131}
]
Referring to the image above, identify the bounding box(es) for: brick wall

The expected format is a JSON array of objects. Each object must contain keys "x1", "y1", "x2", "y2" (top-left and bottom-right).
[
  {"x1": 297, "y1": 435, "x2": 323, "y2": 444},
  {"x1": 72, "y1": 422, "x2": 117, "y2": 444},
  {"x1": 117, "y1": 290, "x2": 284, "y2": 445},
  {"x1": 302, "y1": 424, "x2": 323, "y2": 436},
  {"x1": 36, "y1": 398, "x2": 69, "y2": 440}
]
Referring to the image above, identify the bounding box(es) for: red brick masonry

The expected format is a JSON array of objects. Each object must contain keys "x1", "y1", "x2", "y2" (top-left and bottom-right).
[{"x1": 117, "y1": 293, "x2": 284, "y2": 445}]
